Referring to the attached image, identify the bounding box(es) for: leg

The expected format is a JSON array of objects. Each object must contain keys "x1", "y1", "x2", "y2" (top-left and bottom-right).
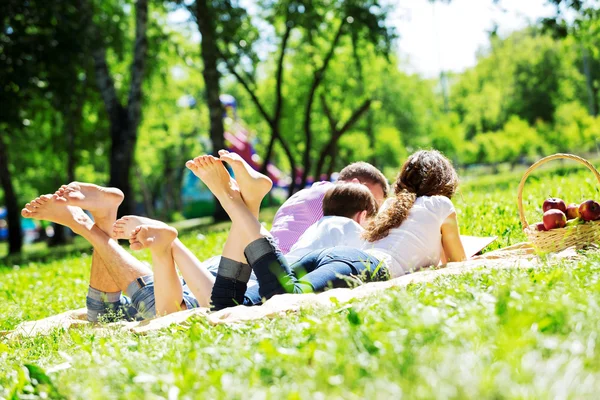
[
  {"x1": 114, "y1": 215, "x2": 216, "y2": 308},
  {"x1": 22, "y1": 194, "x2": 156, "y2": 319},
  {"x1": 56, "y1": 183, "x2": 123, "y2": 294},
  {"x1": 186, "y1": 155, "x2": 268, "y2": 310},
  {"x1": 129, "y1": 225, "x2": 184, "y2": 315}
]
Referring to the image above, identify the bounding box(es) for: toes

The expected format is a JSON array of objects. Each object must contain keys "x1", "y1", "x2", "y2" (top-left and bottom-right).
[
  {"x1": 185, "y1": 160, "x2": 196, "y2": 170},
  {"x1": 130, "y1": 242, "x2": 144, "y2": 251},
  {"x1": 218, "y1": 149, "x2": 229, "y2": 156},
  {"x1": 130, "y1": 226, "x2": 142, "y2": 239}
]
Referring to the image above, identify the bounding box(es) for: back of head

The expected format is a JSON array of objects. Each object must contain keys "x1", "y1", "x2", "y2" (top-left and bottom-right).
[
  {"x1": 363, "y1": 150, "x2": 458, "y2": 242},
  {"x1": 338, "y1": 162, "x2": 389, "y2": 198},
  {"x1": 323, "y1": 183, "x2": 378, "y2": 220}
]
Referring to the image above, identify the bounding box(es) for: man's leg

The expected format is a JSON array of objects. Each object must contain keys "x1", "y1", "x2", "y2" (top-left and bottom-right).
[
  {"x1": 56, "y1": 183, "x2": 124, "y2": 293},
  {"x1": 22, "y1": 193, "x2": 155, "y2": 319}
]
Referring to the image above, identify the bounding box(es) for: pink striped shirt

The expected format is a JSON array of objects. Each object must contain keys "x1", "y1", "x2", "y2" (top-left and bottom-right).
[{"x1": 270, "y1": 181, "x2": 334, "y2": 254}]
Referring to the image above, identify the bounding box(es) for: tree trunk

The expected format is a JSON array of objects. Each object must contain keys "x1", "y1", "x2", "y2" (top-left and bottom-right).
[
  {"x1": 300, "y1": 21, "x2": 346, "y2": 189},
  {"x1": 195, "y1": 0, "x2": 228, "y2": 221},
  {"x1": 50, "y1": 96, "x2": 81, "y2": 247},
  {"x1": 89, "y1": 0, "x2": 148, "y2": 218},
  {"x1": 326, "y1": 142, "x2": 338, "y2": 180},
  {"x1": 109, "y1": 110, "x2": 136, "y2": 216},
  {"x1": 0, "y1": 132, "x2": 22, "y2": 255}
]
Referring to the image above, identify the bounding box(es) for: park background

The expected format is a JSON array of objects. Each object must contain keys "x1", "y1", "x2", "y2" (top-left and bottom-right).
[
  {"x1": 2, "y1": 1, "x2": 600, "y2": 398},
  {"x1": 2, "y1": 0, "x2": 600, "y2": 257}
]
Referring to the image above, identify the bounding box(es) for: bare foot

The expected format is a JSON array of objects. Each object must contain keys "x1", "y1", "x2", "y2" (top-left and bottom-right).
[
  {"x1": 129, "y1": 225, "x2": 178, "y2": 252},
  {"x1": 218, "y1": 150, "x2": 272, "y2": 211},
  {"x1": 21, "y1": 194, "x2": 93, "y2": 235},
  {"x1": 113, "y1": 215, "x2": 167, "y2": 240},
  {"x1": 185, "y1": 155, "x2": 242, "y2": 206},
  {"x1": 56, "y1": 182, "x2": 124, "y2": 221}
]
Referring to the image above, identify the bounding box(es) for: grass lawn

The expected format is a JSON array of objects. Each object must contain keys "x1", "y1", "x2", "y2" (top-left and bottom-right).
[{"x1": 1, "y1": 167, "x2": 600, "y2": 399}]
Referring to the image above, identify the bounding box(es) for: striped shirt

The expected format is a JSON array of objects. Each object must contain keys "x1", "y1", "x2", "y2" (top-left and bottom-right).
[{"x1": 270, "y1": 181, "x2": 334, "y2": 254}]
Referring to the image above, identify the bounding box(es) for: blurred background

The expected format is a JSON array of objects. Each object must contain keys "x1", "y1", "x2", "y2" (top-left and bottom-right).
[{"x1": 1, "y1": 0, "x2": 599, "y2": 255}]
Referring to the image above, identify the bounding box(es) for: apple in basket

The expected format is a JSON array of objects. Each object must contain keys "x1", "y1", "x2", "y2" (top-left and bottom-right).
[
  {"x1": 533, "y1": 222, "x2": 547, "y2": 232},
  {"x1": 579, "y1": 200, "x2": 600, "y2": 221},
  {"x1": 543, "y1": 198, "x2": 567, "y2": 213},
  {"x1": 543, "y1": 209, "x2": 567, "y2": 230},
  {"x1": 566, "y1": 203, "x2": 581, "y2": 220}
]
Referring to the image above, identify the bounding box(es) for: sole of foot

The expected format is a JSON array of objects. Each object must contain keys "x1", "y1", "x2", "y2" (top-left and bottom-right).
[
  {"x1": 57, "y1": 182, "x2": 124, "y2": 220},
  {"x1": 218, "y1": 149, "x2": 273, "y2": 207},
  {"x1": 185, "y1": 155, "x2": 241, "y2": 204},
  {"x1": 129, "y1": 225, "x2": 178, "y2": 252},
  {"x1": 21, "y1": 194, "x2": 92, "y2": 235},
  {"x1": 113, "y1": 216, "x2": 167, "y2": 240}
]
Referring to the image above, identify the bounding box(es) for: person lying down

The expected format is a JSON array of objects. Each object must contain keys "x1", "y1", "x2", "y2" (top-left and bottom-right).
[
  {"x1": 20, "y1": 149, "x2": 465, "y2": 321},
  {"x1": 19, "y1": 154, "x2": 379, "y2": 321}
]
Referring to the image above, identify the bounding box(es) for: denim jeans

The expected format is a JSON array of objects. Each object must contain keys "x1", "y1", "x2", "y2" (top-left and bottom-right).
[
  {"x1": 86, "y1": 275, "x2": 200, "y2": 322},
  {"x1": 211, "y1": 237, "x2": 388, "y2": 310}
]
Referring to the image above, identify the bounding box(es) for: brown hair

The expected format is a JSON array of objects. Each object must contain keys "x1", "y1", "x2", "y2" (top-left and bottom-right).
[
  {"x1": 363, "y1": 150, "x2": 458, "y2": 242},
  {"x1": 323, "y1": 183, "x2": 379, "y2": 220},
  {"x1": 338, "y1": 162, "x2": 390, "y2": 198}
]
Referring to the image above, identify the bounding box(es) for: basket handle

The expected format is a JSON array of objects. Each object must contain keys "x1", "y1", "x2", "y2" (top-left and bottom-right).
[{"x1": 517, "y1": 153, "x2": 600, "y2": 229}]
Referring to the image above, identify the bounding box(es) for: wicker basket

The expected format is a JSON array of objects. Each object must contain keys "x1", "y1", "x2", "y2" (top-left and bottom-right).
[{"x1": 518, "y1": 153, "x2": 600, "y2": 253}]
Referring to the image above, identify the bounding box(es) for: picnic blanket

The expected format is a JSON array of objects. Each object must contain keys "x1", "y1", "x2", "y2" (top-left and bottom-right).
[{"x1": 3, "y1": 243, "x2": 593, "y2": 340}]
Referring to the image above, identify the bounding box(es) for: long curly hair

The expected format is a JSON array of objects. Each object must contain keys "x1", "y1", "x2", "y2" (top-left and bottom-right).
[{"x1": 363, "y1": 150, "x2": 458, "y2": 242}]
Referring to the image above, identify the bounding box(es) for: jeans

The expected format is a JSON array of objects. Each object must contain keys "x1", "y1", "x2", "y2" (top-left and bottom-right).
[
  {"x1": 211, "y1": 237, "x2": 388, "y2": 310},
  {"x1": 86, "y1": 275, "x2": 200, "y2": 322}
]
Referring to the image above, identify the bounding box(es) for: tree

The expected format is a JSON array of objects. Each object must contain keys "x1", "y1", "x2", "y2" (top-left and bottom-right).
[
  {"x1": 0, "y1": 0, "x2": 96, "y2": 253},
  {"x1": 83, "y1": 0, "x2": 149, "y2": 217}
]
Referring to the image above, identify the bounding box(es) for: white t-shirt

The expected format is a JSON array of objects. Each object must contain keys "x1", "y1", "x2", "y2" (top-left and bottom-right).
[
  {"x1": 363, "y1": 195, "x2": 455, "y2": 278},
  {"x1": 285, "y1": 216, "x2": 366, "y2": 264}
]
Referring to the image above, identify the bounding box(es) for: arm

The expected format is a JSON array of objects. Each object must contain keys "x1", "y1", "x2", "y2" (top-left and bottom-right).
[{"x1": 440, "y1": 212, "x2": 466, "y2": 263}]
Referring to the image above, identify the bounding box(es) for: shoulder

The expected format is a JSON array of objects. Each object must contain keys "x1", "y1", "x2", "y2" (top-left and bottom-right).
[{"x1": 419, "y1": 196, "x2": 455, "y2": 219}]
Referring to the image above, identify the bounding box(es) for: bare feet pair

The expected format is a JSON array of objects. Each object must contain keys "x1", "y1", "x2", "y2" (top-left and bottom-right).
[
  {"x1": 113, "y1": 216, "x2": 177, "y2": 252},
  {"x1": 21, "y1": 182, "x2": 124, "y2": 236},
  {"x1": 185, "y1": 150, "x2": 273, "y2": 215}
]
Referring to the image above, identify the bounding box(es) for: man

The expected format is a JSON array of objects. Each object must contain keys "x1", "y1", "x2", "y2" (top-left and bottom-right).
[
  {"x1": 268, "y1": 162, "x2": 389, "y2": 254},
  {"x1": 21, "y1": 183, "x2": 201, "y2": 322}
]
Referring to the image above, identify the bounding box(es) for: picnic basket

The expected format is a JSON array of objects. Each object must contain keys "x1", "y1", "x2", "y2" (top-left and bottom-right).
[{"x1": 517, "y1": 153, "x2": 600, "y2": 253}]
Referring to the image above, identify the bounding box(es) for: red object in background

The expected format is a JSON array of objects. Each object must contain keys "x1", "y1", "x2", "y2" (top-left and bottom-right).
[{"x1": 224, "y1": 129, "x2": 284, "y2": 185}]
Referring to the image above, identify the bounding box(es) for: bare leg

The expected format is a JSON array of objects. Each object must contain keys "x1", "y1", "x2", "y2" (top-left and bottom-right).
[
  {"x1": 129, "y1": 225, "x2": 183, "y2": 315},
  {"x1": 56, "y1": 183, "x2": 124, "y2": 293},
  {"x1": 186, "y1": 156, "x2": 264, "y2": 254},
  {"x1": 218, "y1": 149, "x2": 272, "y2": 218},
  {"x1": 187, "y1": 155, "x2": 274, "y2": 309},
  {"x1": 114, "y1": 215, "x2": 215, "y2": 308},
  {"x1": 218, "y1": 150, "x2": 273, "y2": 267},
  {"x1": 22, "y1": 195, "x2": 152, "y2": 290}
]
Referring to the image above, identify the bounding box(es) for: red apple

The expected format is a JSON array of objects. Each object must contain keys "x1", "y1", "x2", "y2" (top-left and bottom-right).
[
  {"x1": 579, "y1": 200, "x2": 600, "y2": 221},
  {"x1": 534, "y1": 222, "x2": 548, "y2": 232},
  {"x1": 566, "y1": 203, "x2": 581, "y2": 220},
  {"x1": 543, "y1": 198, "x2": 567, "y2": 213},
  {"x1": 543, "y1": 209, "x2": 567, "y2": 230}
]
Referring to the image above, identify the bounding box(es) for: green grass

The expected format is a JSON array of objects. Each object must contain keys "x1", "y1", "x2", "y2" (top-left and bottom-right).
[{"x1": 1, "y1": 168, "x2": 600, "y2": 399}]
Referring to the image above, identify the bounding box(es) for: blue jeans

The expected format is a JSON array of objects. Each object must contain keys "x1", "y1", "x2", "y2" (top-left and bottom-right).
[
  {"x1": 211, "y1": 237, "x2": 388, "y2": 310},
  {"x1": 86, "y1": 275, "x2": 200, "y2": 322}
]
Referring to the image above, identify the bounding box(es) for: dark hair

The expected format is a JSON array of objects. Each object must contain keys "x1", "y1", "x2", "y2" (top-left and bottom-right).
[
  {"x1": 338, "y1": 162, "x2": 389, "y2": 198},
  {"x1": 363, "y1": 150, "x2": 458, "y2": 242},
  {"x1": 323, "y1": 183, "x2": 378, "y2": 220}
]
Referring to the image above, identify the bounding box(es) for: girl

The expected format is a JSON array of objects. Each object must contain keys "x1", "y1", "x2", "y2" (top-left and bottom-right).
[{"x1": 185, "y1": 149, "x2": 466, "y2": 310}]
